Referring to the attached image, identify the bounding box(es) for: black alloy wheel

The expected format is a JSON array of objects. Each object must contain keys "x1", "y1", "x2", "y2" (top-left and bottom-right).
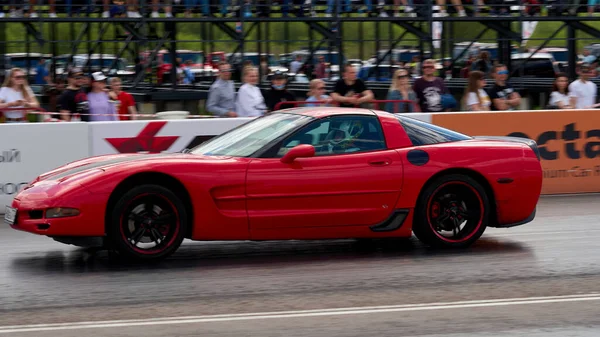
[
  {"x1": 108, "y1": 184, "x2": 188, "y2": 261},
  {"x1": 413, "y1": 174, "x2": 489, "y2": 248}
]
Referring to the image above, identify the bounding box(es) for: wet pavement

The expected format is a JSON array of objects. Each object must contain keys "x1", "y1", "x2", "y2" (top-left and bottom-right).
[{"x1": 1, "y1": 194, "x2": 600, "y2": 336}]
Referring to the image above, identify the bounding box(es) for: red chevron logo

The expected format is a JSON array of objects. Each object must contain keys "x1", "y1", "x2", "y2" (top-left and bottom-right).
[{"x1": 105, "y1": 121, "x2": 179, "y2": 153}]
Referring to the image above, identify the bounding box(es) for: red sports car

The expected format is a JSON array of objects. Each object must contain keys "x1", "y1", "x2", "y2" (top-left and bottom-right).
[{"x1": 5, "y1": 108, "x2": 543, "y2": 261}]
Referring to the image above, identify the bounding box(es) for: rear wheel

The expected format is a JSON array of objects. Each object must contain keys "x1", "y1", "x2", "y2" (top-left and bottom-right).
[
  {"x1": 413, "y1": 174, "x2": 489, "y2": 248},
  {"x1": 107, "y1": 184, "x2": 188, "y2": 261}
]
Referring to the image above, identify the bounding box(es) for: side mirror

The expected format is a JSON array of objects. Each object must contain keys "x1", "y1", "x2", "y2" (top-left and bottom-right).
[{"x1": 280, "y1": 144, "x2": 315, "y2": 164}]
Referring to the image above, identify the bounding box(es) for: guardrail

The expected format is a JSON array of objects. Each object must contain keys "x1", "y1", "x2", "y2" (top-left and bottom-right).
[
  {"x1": 273, "y1": 99, "x2": 419, "y2": 113},
  {"x1": 1, "y1": 108, "x2": 598, "y2": 210}
]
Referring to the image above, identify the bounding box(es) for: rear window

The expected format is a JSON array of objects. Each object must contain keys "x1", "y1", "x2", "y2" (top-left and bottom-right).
[
  {"x1": 511, "y1": 59, "x2": 556, "y2": 78},
  {"x1": 395, "y1": 115, "x2": 472, "y2": 146}
]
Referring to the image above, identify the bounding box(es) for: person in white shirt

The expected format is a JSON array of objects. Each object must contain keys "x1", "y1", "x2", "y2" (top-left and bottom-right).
[
  {"x1": 462, "y1": 70, "x2": 491, "y2": 111},
  {"x1": 548, "y1": 73, "x2": 573, "y2": 109},
  {"x1": 569, "y1": 63, "x2": 598, "y2": 109},
  {"x1": 235, "y1": 66, "x2": 266, "y2": 117},
  {"x1": 0, "y1": 67, "x2": 39, "y2": 123}
]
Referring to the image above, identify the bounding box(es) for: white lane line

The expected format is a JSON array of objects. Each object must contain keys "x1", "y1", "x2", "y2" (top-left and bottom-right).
[
  {"x1": 540, "y1": 193, "x2": 600, "y2": 197},
  {"x1": 488, "y1": 229, "x2": 600, "y2": 237},
  {"x1": 2, "y1": 293, "x2": 600, "y2": 334}
]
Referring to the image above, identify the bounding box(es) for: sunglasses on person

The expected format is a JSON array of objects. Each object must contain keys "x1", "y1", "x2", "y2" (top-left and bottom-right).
[
  {"x1": 423, "y1": 65, "x2": 434, "y2": 69},
  {"x1": 13, "y1": 75, "x2": 26, "y2": 79},
  {"x1": 497, "y1": 70, "x2": 509, "y2": 75},
  {"x1": 316, "y1": 86, "x2": 326, "y2": 90},
  {"x1": 397, "y1": 74, "x2": 409, "y2": 78}
]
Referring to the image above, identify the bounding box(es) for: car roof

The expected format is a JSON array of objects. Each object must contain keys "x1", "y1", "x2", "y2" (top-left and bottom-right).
[{"x1": 279, "y1": 107, "x2": 378, "y2": 118}]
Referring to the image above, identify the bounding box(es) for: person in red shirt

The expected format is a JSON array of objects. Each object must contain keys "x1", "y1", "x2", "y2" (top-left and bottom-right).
[{"x1": 108, "y1": 77, "x2": 137, "y2": 120}]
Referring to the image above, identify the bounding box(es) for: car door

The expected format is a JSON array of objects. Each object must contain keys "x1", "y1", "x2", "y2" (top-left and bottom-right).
[{"x1": 246, "y1": 114, "x2": 404, "y2": 231}]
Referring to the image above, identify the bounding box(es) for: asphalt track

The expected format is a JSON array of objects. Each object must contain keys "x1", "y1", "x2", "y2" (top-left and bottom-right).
[{"x1": 1, "y1": 194, "x2": 600, "y2": 336}]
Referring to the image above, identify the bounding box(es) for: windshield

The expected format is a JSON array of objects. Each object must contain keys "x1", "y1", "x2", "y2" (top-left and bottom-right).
[
  {"x1": 73, "y1": 57, "x2": 126, "y2": 70},
  {"x1": 190, "y1": 113, "x2": 314, "y2": 157},
  {"x1": 9, "y1": 58, "x2": 40, "y2": 68},
  {"x1": 164, "y1": 52, "x2": 204, "y2": 64}
]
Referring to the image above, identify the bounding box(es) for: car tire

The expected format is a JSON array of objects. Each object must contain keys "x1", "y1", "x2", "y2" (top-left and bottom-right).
[
  {"x1": 413, "y1": 174, "x2": 489, "y2": 249},
  {"x1": 107, "y1": 184, "x2": 188, "y2": 262}
]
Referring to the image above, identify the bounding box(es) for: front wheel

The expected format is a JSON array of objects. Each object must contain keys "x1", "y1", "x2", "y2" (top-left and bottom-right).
[
  {"x1": 107, "y1": 184, "x2": 188, "y2": 261},
  {"x1": 413, "y1": 174, "x2": 489, "y2": 248}
]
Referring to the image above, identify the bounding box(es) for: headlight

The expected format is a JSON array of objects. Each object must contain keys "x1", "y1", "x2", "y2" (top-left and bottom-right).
[{"x1": 46, "y1": 208, "x2": 80, "y2": 218}]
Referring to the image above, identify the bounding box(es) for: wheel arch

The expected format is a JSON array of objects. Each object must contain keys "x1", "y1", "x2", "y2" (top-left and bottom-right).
[
  {"x1": 104, "y1": 171, "x2": 195, "y2": 239},
  {"x1": 417, "y1": 168, "x2": 498, "y2": 225}
]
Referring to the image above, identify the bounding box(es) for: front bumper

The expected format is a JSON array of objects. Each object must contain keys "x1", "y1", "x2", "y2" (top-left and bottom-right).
[{"x1": 8, "y1": 191, "x2": 108, "y2": 237}]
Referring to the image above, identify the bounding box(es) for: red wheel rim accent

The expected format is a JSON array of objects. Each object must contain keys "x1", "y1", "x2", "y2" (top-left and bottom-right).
[
  {"x1": 426, "y1": 181, "x2": 484, "y2": 243},
  {"x1": 119, "y1": 193, "x2": 181, "y2": 255}
]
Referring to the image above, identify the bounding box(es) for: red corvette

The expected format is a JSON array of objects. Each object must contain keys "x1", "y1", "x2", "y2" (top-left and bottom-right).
[{"x1": 6, "y1": 108, "x2": 543, "y2": 261}]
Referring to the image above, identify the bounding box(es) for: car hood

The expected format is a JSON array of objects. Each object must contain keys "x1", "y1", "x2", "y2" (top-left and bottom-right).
[{"x1": 34, "y1": 153, "x2": 231, "y2": 183}]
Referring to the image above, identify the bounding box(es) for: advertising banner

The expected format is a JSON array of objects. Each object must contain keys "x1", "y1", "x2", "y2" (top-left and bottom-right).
[
  {"x1": 0, "y1": 123, "x2": 90, "y2": 210},
  {"x1": 89, "y1": 118, "x2": 253, "y2": 156},
  {"x1": 431, "y1": 110, "x2": 600, "y2": 194}
]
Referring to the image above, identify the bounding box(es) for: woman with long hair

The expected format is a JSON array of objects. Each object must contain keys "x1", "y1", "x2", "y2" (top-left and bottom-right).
[
  {"x1": 385, "y1": 68, "x2": 417, "y2": 113},
  {"x1": 305, "y1": 79, "x2": 332, "y2": 107},
  {"x1": 0, "y1": 67, "x2": 39, "y2": 123},
  {"x1": 462, "y1": 70, "x2": 491, "y2": 111},
  {"x1": 548, "y1": 72, "x2": 572, "y2": 109},
  {"x1": 235, "y1": 66, "x2": 266, "y2": 117}
]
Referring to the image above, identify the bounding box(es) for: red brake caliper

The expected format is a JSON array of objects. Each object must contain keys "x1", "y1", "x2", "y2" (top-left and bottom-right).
[{"x1": 431, "y1": 202, "x2": 440, "y2": 218}]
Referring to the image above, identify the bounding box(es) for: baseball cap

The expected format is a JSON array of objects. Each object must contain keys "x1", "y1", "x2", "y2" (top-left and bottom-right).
[
  {"x1": 271, "y1": 70, "x2": 285, "y2": 80},
  {"x1": 91, "y1": 72, "x2": 107, "y2": 81}
]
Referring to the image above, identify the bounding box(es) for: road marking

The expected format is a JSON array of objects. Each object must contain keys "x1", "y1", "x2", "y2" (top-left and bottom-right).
[
  {"x1": 488, "y1": 229, "x2": 600, "y2": 237},
  {"x1": 2, "y1": 293, "x2": 600, "y2": 333}
]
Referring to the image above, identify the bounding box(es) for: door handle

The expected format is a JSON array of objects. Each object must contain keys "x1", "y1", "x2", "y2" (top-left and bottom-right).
[{"x1": 369, "y1": 159, "x2": 391, "y2": 166}]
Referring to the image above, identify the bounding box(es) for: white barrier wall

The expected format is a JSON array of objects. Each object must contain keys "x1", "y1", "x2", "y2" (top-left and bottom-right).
[{"x1": 0, "y1": 123, "x2": 90, "y2": 209}]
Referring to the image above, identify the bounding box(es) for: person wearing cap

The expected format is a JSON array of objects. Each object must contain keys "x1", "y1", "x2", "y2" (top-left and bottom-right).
[
  {"x1": 87, "y1": 72, "x2": 118, "y2": 122},
  {"x1": 569, "y1": 63, "x2": 598, "y2": 109},
  {"x1": 263, "y1": 70, "x2": 296, "y2": 112},
  {"x1": 57, "y1": 68, "x2": 90, "y2": 121},
  {"x1": 487, "y1": 64, "x2": 521, "y2": 111}
]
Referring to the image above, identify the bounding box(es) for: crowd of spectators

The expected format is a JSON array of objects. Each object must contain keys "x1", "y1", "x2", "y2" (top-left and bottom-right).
[
  {"x1": 204, "y1": 58, "x2": 598, "y2": 118},
  {"x1": 0, "y1": 0, "x2": 582, "y2": 19},
  {"x1": 0, "y1": 55, "x2": 598, "y2": 122},
  {"x1": 0, "y1": 66, "x2": 137, "y2": 122}
]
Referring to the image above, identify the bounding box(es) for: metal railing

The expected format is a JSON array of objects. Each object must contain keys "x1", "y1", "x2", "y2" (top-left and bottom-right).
[
  {"x1": 2, "y1": 99, "x2": 419, "y2": 123},
  {"x1": 274, "y1": 99, "x2": 418, "y2": 113}
]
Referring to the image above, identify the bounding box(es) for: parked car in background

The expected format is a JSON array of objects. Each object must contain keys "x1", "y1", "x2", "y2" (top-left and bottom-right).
[{"x1": 510, "y1": 52, "x2": 559, "y2": 78}]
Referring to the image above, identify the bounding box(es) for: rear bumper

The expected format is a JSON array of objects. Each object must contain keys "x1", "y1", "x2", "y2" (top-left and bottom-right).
[{"x1": 493, "y1": 207, "x2": 536, "y2": 228}]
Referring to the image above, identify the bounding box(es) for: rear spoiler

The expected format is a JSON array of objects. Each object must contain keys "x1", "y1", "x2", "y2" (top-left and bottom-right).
[{"x1": 472, "y1": 136, "x2": 541, "y2": 161}]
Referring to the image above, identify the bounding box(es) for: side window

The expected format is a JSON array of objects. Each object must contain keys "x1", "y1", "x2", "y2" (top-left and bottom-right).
[
  {"x1": 276, "y1": 115, "x2": 386, "y2": 157},
  {"x1": 396, "y1": 115, "x2": 471, "y2": 146}
]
